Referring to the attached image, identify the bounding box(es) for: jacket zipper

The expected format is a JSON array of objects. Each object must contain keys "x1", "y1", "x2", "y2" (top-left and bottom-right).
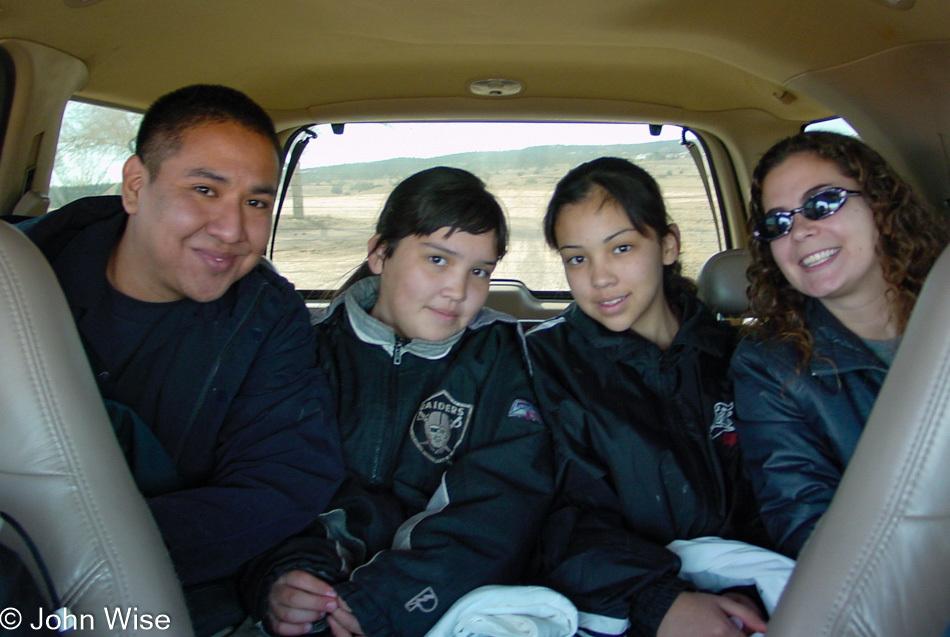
[
  {"x1": 370, "y1": 336, "x2": 410, "y2": 483},
  {"x1": 392, "y1": 337, "x2": 408, "y2": 365}
]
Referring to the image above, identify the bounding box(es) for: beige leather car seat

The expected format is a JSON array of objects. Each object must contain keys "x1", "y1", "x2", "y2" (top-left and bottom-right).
[
  {"x1": 768, "y1": 244, "x2": 950, "y2": 636},
  {"x1": 0, "y1": 221, "x2": 192, "y2": 636}
]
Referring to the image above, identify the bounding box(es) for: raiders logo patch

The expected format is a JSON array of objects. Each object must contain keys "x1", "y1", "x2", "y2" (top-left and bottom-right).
[{"x1": 411, "y1": 390, "x2": 473, "y2": 463}]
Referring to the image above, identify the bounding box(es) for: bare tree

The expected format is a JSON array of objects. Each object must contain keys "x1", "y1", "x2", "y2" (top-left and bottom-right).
[{"x1": 50, "y1": 101, "x2": 141, "y2": 208}]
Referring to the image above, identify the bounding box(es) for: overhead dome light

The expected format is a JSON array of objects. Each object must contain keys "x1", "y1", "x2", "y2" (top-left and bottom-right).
[
  {"x1": 870, "y1": 0, "x2": 915, "y2": 9},
  {"x1": 468, "y1": 78, "x2": 525, "y2": 98}
]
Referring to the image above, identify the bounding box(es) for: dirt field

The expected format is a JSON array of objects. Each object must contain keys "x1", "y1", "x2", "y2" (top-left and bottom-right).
[{"x1": 271, "y1": 156, "x2": 724, "y2": 293}]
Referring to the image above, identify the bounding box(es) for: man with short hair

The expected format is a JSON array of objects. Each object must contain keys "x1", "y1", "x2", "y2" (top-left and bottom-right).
[{"x1": 16, "y1": 84, "x2": 343, "y2": 634}]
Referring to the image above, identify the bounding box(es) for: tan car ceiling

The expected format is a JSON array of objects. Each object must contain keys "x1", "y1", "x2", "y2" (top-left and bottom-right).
[
  {"x1": 2, "y1": 0, "x2": 949, "y2": 215},
  {"x1": 1, "y1": 0, "x2": 946, "y2": 127}
]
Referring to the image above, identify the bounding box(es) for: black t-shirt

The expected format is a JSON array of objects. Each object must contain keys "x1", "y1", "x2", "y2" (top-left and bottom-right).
[{"x1": 82, "y1": 282, "x2": 184, "y2": 392}]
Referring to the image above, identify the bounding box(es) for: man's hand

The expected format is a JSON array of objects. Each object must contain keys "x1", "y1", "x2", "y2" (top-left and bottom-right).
[
  {"x1": 657, "y1": 591, "x2": 768, "y2": 637},
  {"x1": 267, "y1": 570, "x2": 340, "y2": 636}
]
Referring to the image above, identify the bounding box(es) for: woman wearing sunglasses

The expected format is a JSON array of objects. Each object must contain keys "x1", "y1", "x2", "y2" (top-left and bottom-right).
[{"x1": 730, "y1": 131, "x2": 949, "y2": 559}]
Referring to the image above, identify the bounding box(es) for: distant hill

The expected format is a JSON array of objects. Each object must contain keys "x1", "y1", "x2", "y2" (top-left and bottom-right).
[
  {"x1": 49, "y1": 140, "x2": 689, "y2": 209},
  {"x1": 296, "y1": 140, "x2": 686, "y2": 184}
]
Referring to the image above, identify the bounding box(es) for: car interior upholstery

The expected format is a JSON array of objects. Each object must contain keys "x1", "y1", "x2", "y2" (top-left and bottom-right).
[
  {"x1": 0, "y1": 220, "x2": 191, "y2": 636},
  {"x1": 0, "y1": 1, "x2": 949, "y2": 634},
  {"x1": 767, "y1": 241, "x2": 950, "y2": 637},
  {"x1": 696, "y1": 248, "x2": 752, "y2": 320}
]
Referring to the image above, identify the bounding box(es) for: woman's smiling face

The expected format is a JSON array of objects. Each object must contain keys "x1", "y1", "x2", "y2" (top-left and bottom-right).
[
  {"x1": 764, "y1": 152, "x2": 887, "y2": 314},
  {"x1": 762, "y1": 153, "x2": 887, "y2": 310}
]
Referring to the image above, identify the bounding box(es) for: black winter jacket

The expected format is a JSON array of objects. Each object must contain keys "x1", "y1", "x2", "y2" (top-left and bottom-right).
[
  {"x1": 526, "y1": 295, "x2": 764, "y2": 637},
  {"x1": 241, "y1": 277, "x2": 554, "y2": 637},
  {"x1": 731, "y1": 299, "x2": 888, "y2": 558},
  {"x1": 17, "y1": 196, "x2": 344, "y2": 586}
]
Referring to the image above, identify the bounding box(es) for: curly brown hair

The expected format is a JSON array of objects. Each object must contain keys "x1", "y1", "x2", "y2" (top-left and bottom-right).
[{"x1": 746, "y1": 131, "x2": 950, "y2": 364}]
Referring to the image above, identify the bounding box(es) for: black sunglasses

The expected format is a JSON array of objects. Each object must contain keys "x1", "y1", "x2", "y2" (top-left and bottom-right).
[{"x1": 753, "y1": 187, "x2": 862, "y2": 242}]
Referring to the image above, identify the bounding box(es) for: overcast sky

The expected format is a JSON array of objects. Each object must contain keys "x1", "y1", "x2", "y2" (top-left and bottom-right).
[
  {"x1": 53, "y1": 99, "x2": 856, "y2": 186},
  {"x1": 300, "y1": 118, "x2": 858, "y2": 168},
  {"x1": 299, "y1": 121, "x2": 686, "y2": 168}
]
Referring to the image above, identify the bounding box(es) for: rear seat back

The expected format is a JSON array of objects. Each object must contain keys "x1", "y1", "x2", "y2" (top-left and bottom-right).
[
  {"x1": 484, "y1": 279, "x2": 568, "y2": 326},
  {"x1": 697, "y1": 248, "x2": 751, "y2": 319}
]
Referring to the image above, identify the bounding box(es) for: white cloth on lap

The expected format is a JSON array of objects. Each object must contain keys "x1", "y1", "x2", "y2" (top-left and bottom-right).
[
  {"x1": 667, "y1": 535, "x2": 796, "y2": 614},
  {"x1": 424, "y1": 585, "x2": 578, "y2": 637}
]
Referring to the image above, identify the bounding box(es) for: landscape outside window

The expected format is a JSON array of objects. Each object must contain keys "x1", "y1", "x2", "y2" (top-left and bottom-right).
[
  {"x1": 50, "y1": 101, "x2": 142, "y2": 210},
  {"x1": 274, "y1": 122, "x2": 724, "y2": 294},
  {"x1": 52, "y1": 106, "x2": 725, "y2": 295}
]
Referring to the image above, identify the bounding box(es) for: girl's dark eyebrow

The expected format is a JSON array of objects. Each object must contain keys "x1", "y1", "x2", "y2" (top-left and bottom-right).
[
  {"x1": 557, "y1": 227, "x2": 638, "y2": 252},
  {"x1": 421, "y1": 240, "x2": 497, "y2": 267},
  {"x1": 421, "y1": 240, "x2": 459, "y2": 256}
]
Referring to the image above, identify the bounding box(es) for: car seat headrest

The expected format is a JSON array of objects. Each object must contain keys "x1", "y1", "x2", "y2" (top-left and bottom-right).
[{"x1": 697, "y1": 248, "x2": 751, "y2": 319}]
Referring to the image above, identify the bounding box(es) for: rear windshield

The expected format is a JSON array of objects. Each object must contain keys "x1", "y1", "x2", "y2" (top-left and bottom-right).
[
  {"x1": 273, "y1": 122, "x2": 726, "y2": 295},
  {"x1": 50, "y1": 107, "x2": 729, "y2": 296}
]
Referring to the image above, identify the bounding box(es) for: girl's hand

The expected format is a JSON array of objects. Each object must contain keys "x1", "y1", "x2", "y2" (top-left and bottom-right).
[
  {"x1": 721, "y1": 590, "x2": 766, "y2": 623},
  {"x1": 327, "y1": 598, "x2": 365, "y2": 637},
  {"x1": 658, "y1": 591, "x2": 768, "y2": 637},
  {"x1": 267, "y1": 570, "x2": 340, "y2": 636}
]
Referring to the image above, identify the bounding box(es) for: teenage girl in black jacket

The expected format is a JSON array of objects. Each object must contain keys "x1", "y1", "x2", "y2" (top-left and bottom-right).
[
  {"x1": 242, "y1": 167, "x2": 553, "y2": 637},
  {"x1": 528, "y1": 157, "x2": 767, "y2": 637}
]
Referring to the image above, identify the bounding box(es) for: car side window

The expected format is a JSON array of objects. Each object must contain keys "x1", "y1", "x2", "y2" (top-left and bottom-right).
[
  {"x1": 50, "y1": 100, "x2": 142, "y2": 211},
  {"x1": 804, "y1": 117, "x2": 858, "y2": 136}
]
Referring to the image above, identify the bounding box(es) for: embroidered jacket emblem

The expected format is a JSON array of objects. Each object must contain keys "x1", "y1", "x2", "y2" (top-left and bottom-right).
[
  {"x1": 405, "y1": 586, "x2": 439, "y2": 613},
  {"x1": 709, "y1": 401, "x2": 736, "y2": 439},
  {"x1": 508, "y1": 398, "x2": 543, "y2": 423},
  {"x1": 411, "y1": 390, "x2": 473, "y2": 463}
]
